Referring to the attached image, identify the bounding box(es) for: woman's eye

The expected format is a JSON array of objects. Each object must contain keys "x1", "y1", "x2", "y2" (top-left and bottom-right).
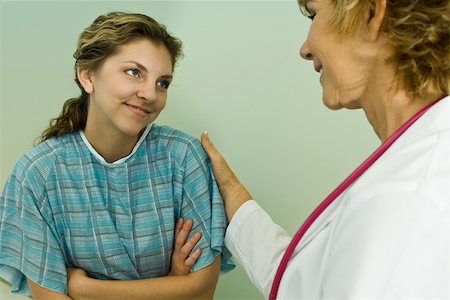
[
  {"x1": 307, "y1": 13, "x2": 316, "y2": 21},
  {"x1": 305, "y1": 6, "x2": 316, "y2": 21},
  {"x1": 126, "y1": 69, "x2": 140, "y2": 78},
  {"x1": 156, "y1": 80, "x2": 171, "y2": 90}
]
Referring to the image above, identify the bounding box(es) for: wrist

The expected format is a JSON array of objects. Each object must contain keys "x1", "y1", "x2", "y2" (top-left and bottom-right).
[
  {"x1": 223, "y1": 182, "x2": 252, "y2": 221},
  {"x1": 225, "y1": 181, "x2": 251, "y2": 201}
]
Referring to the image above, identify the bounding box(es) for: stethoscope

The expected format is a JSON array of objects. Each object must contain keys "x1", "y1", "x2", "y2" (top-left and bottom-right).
[{"x1": 269, "y1": 95, "x2": 446, "y2": 300}]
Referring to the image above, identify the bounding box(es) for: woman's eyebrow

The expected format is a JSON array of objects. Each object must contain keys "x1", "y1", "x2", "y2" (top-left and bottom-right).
[
  {"x1": 160, "y1": 75, "x2": 173, "y2": 80},
  {"x1": 123, "y1": 60, "x2": 173, "y2": 78},
  {"x1": 123, "y1": 60, "x2": 148, "y2": 73}
]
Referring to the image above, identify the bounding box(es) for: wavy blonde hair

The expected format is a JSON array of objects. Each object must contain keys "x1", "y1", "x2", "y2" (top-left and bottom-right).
[
  {"x1": 38, "y1": 12, "x2": 183, "y2": 143},
  {"x1": 298, "y1": 0, "x2": 450, "y2": 98}
]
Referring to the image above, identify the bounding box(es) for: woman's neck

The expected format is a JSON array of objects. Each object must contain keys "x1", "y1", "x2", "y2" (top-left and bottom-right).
[
  {"x1": 362, "y1": 88, "x2": 443, "y2": 143},
  {"x1": 83, "y1": 125, "x2": 141, "y2": 163}
]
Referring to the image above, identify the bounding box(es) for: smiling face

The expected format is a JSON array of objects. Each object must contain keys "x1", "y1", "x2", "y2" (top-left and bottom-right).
[
  {"x1": 299, "y1": 0, "x2": 379, "y2": 110},
  {"x1": 78, "y1": 38, "x2": 173, "y2": 142}
]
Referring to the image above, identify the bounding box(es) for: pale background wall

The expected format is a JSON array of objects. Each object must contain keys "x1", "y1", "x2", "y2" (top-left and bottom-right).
[{"x1": 0, "y1": 0, "x2": 378, "y2": 299}]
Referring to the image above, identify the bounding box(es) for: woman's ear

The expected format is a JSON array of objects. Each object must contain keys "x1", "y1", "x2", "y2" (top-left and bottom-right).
[
  {"x1": 367, "y1": 0, "x2": 387, "y2": 42},
  {"x1": 76, "y1": 68, "x2": 94, "y2": 94}
]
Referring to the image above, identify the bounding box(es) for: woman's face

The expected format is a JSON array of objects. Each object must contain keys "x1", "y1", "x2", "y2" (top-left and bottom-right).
[
  {"x1": 300, "y1": 0, "x2": 377, "y2": 110},
  {"x1": 82, "y1": 38, "x2": 173, "y2": 139}
]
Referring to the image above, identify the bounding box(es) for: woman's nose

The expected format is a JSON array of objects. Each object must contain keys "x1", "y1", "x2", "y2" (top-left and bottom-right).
[
  {"x1": 137, "y1": 81, "x2": 157, "y2": 102},
  {"x1": 300, "y1": 40, "x2": 313, "y2": 61}
]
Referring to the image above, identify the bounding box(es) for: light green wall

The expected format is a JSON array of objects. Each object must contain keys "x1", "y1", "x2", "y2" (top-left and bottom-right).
[{"x1": 0, "y1": 1, "x2": 378, "y2": 299}]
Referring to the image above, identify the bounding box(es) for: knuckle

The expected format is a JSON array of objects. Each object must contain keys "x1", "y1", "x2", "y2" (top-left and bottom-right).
[{"x1": 180, "y1": 248, "x2": 189, "y2": 257}]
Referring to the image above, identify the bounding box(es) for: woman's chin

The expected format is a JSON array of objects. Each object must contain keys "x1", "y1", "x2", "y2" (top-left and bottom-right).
[
  {"x1": 322, "y1": 94, "x2": 360, "y2": 111},
  {"x1": 322, "y1": 96, "x2": 343, "y2": 110},
  {"x1": 118, "y1": 124, "x2": 148, "y2": 139}
]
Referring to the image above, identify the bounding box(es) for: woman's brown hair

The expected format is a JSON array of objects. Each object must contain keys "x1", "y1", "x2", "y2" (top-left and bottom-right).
[{"x1": 38, "y1": 12, "x2": 183, "y2": 143}]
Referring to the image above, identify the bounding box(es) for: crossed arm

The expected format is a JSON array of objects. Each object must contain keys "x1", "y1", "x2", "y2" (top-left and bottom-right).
[
  {"x1": 28, "y1": 132, "x2": 244, "y2": 300},
  {"x1": 28, "y1": 218, "x2": 217, "y2": 300},
  {"x1": 65, "y1": 258, "x2": 220, "y2": 300}
]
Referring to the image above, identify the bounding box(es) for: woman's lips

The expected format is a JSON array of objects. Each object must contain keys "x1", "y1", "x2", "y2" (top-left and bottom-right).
[{"x1": 125, "y1": 103, "x2": 150, "y2": 117}]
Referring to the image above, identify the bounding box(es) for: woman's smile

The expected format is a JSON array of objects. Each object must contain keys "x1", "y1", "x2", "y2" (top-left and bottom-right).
[{"x1": 125, "y1": 103, "x2": 151, "y2": 118}]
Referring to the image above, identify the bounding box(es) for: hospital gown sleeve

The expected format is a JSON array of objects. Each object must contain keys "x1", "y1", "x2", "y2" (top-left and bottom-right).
[
  {"x1": 0, "y1": 156, "x2": 67, "y2": 296},
  {"x1": 179, "y1": 139, "x2": 235, "y2": 274}
]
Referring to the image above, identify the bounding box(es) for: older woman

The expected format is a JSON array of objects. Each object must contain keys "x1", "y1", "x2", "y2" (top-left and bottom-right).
[{"x1": 201, "y1": 0, "x2": 449, "y2": 299}]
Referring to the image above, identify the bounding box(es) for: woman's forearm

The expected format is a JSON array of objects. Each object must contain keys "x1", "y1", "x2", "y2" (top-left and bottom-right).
[
  {"x1": 72, "y1": 257, "x2": 221, "y2": 300},
  {"x1": 27, "y1": 278, "x2": 74, "y2": 300},
  {"x1": 222, "y1": 182, "x2": 252, "y2": 221}
]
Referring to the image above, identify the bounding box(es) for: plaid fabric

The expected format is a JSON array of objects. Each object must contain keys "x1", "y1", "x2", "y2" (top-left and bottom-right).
[{"x1": 0, "y1": 124, "x2": 233, "y2": 295}]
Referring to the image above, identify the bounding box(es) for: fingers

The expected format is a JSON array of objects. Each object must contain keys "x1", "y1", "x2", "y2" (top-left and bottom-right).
[
  {"x1": 176, "y1": 218, "x2": 194, "y2": 249},
  {"x1": 180, "y1": 232, "x2": 201, "y2": 258},
  {"x1": 174, "y1": 218, "x2": 184, "y2": 240},
  {"x1": 201, "y1": 132, "x2": 224, "y2": 162},
  {"x1": 200, "y1": 132, "x2": 253, "y2": 221},
  {"x1": 201, "y1": 132, "x2": 244, "y2": 194},
  {"x1": 184, "y1": 248, "x2": 202, "y2": 269},
  {"x1": 200, "y1": 131, "x2": 214, "y2": 154},
  {"x1": 175, "y1": 219, "x2": 201, "y2": 259},
  {"x1": 173, "y1": 218, "x2": 202, "y2": 259},
  {"x1": 170, "y1": 218, "x2": 202, "y2": 276},
  {"x1": 201, "y1": 131, "x2": 233, "y2": 178}
]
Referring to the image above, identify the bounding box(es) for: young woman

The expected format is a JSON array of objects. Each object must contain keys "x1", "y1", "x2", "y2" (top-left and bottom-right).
[{"x1": 0, "y1": 12, "x2": 233, "y2": 300}]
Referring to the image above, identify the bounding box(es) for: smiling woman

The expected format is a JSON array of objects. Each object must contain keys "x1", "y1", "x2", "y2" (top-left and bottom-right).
[
  {"x1": 0, "y1": 11, "x2": 233, "y2": 300},
  {"x1": 198, "y1": 0, "x2": 449, "y2": 299},
  {"x1": 76, "y1": 38, "x2": 173, "y2": 162}
]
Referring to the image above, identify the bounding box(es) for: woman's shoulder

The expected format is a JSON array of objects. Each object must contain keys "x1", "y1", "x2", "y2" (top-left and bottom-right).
[
  {"x1": 147, "y1": 124, "x2": 205, "y2": 159},
  {"x1": 150, "y1": 124, "x2": 198, "y2": 144},
  {"x1": 11, "y1": 133, "x2": 78, "y2": 182}
]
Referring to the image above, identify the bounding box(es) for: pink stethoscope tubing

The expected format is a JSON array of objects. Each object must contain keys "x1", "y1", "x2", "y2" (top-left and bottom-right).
[{"x1": 268, "y1": 95, "x2": 446, "y2": 300}]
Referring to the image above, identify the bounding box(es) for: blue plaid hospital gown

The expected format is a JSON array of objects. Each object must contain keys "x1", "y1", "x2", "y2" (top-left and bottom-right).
[{"x1": 0, "y1": 124, "x2": 234, "y2": 295}]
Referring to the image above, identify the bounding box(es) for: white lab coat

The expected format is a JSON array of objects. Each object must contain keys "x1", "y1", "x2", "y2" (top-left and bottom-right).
[{"x1": 225, "y1": 96, "x2": 450, "y2": 300}]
